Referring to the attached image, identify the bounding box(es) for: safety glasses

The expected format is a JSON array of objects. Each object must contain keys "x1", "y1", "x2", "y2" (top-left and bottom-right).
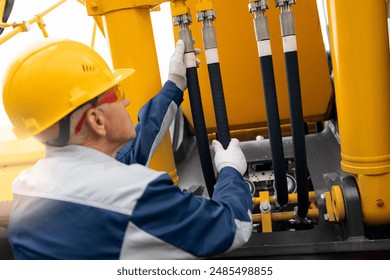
[{"x1": 74, "y1": 86, "x2": 124, "y2": 134}]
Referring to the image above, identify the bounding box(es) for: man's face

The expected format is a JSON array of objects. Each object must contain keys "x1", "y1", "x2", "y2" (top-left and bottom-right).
[{"x1": 103, "y1": 98, "x2": 136, "y2": 146}]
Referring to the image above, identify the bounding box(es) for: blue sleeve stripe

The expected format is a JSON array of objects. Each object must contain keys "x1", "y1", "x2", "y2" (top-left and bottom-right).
[
  {"x1": 9, "y1": 195, "x2": 130, "y2": 260},
  {"x1": 162, "y1": 80, "x2": 184, "y2": 105},
  {"x1": 130, "y1": 172, "x2": 252, "y2": 257},
  {"x1": 213, "y1": 167, "x2": 253, "y2": 221}
]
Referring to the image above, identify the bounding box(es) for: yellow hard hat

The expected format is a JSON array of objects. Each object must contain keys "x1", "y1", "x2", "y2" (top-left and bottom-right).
[{"x1": 2, "y1": 38, "x2": 134, "y2": 139}]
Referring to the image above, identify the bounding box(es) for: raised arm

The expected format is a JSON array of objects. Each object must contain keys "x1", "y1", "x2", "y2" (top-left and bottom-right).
[{"x1": 116, "y1": 40, "x2": 187, "y2": 165}]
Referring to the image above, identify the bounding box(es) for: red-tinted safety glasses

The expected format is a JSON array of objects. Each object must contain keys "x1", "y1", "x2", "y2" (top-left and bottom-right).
[{"x1": 74, "y1": 87, "x2": 124, "y2": 134}]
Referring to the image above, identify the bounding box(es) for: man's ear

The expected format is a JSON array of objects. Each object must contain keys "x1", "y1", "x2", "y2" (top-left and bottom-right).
[{"x1": 84, "y1": 108, "x2": 106, "y2": 136}]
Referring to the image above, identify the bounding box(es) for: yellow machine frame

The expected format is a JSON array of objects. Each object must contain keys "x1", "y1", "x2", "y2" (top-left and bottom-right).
[{"x1": 1, "y1": 0, "x2": 390, "y2": 258}]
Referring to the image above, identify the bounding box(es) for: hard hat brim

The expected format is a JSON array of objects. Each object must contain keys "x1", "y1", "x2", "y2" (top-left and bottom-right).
[{"x1": 113, "y1": 68, "x2": 135, "y2": 84}]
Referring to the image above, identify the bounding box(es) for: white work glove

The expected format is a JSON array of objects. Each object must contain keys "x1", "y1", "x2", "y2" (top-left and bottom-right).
[
  {"x1": 168, "y1": 40, "x2": 201, "y2": 91},
  {"x1": 168, "y1": 40, "x2": 187, "y2": 91},
  {"x1": 212, "y1": 138, "x2": 247, "y2": 176}
]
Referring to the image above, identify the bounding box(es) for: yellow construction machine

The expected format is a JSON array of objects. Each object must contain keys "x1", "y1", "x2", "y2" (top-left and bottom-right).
[{"x1": 1, "y1": 0, "x2": 390, "y2": 259}]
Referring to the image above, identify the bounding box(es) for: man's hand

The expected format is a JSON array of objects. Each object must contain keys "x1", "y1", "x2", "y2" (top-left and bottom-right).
[
  {"x1": 212, "y1": 138, "x2": 247, "y2": 176},
  {"x1": 168, "y1": 40, "x2": 187, "y2": 91},
  {"x1": 168, "y1": 40, "x2": 201, "y2": 91}
]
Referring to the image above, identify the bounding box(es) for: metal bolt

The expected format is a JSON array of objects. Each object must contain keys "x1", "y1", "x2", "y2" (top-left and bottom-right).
[
  {"x1": 90, "y1": 2, "x2": 98, "y2": 11},
  {"x1": 260, "y1": 202, "x2": 271, "y2": 213},
  {"x1": 256, "y1": 135, "x2": 265, "y2": 141},
  {"x1": 248, "y1": 2, "x2": 259, "y2": 13},
  {"x1": 323, "y1": 213, "x2": 329, "y2": 221},
  {"x1": 376, "y1": 199, "x2": 385, "y2": 207}
]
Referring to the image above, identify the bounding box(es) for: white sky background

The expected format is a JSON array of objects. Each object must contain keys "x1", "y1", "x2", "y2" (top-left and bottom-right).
[
  {"x1": 0, "y1": 0, "x2": 175, "y2": 129},
  {"x1": 0, "y1": 0, "x2": 329, "y2": 130}
]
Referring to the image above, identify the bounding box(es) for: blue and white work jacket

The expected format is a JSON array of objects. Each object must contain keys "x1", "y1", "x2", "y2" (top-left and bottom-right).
[{"x1": 8, "y1": 81, "x2": 253, "y2": 259}]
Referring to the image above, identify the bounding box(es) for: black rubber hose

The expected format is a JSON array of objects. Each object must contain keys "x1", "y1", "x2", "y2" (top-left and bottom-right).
[
  {"x1": 260, "y1": 55, "x2": 288, "y2": 206},
  {"x1": 186, "y1": 66, "x2": 216, "y2": 197},
  {"x1": 284, "y1": 50, "x2": 309, "y2": 218},
  {"x1": 207, "y1": 62, "x2": 230, "y2": 149}
]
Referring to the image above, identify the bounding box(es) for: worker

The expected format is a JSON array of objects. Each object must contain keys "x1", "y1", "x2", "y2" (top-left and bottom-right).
[{"x1": 2, "y1": 38, "x2": 253, "y2": 260}]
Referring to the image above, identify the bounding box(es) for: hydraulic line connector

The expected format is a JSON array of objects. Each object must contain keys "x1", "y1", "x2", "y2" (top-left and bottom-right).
[
  {"x1": 172, "y1": 4, "x2": 197, "y2": 68},
  {"x1": 275, "y1": 0, "x2": 297, "y2": 53},
  {"x1": 276, "y1": 0, "x2": 309, "y2": 218},
  {"x1": 196, "y1": 0, "x2": 231, "y2": 149},
  {"x1": 172, "y1": 1, "x2": 216, "y2": 197},
  {"x1": 249, "y1": 0, "x2": 289, "y2": 207}
]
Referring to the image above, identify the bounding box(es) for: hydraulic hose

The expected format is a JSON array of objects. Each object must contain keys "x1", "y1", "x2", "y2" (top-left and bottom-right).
[
  {"x1": 178, "y1": 24, "x2": 216, "y2": 197},
  {"x1": 207, "y1": 62, "x2": 230, "y2": 149},
  {"x1": 279, "y1": 5, "x2": 309, "y2": 218},
  {"x1": 285, "y1": 50, "x2": 308, "y2": 217},
  {"x1": 260, "y1": 54, "x2": 288, "y2": 206},
  {"x1": 186, "y1": 66, "x2": 217, "y2": 196},
  {"x1": 199, "y1": 16, "x2": 231, "y2": 149},
  {"x1": 250, "y1": 2, "x2": 288, "y2": 206}
]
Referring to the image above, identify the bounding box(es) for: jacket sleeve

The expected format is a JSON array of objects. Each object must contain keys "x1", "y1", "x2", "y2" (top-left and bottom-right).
[
  {"x1": 128, "y1": 166, "x2": 253, "y2": 258},
  {"x1": 115, "y1": 80, "x2": 183, "y2": 166}
]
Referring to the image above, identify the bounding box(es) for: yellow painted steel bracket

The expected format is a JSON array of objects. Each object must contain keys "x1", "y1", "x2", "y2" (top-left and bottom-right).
[
  {"x1": 252, "y1": 191, "x2": 319, "y2": 233},
  {"x1": 253, "y1": 190, "x2": 317, "y2": 206},
  {"x1": 322, "y1": 185, "x2": 345, "y2": 223},
  {"x1": 85, "y1": 0, "x2": 166, "y2": 15},
  {"x1": 195, "y1": 0, "x2": 213, "y2": 13},
  {"x1": 258, "y1": 191, "x2": 272, "y2": 232},
  {"x1": 252, "y1": 209, "x2": 319, "y2": 223}
]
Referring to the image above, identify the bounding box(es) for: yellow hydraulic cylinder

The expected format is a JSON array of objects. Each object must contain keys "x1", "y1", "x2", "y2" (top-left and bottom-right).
[
  {"x1": 327, "y1": 0, "x2": 390, "y2": 225},
  {"x1": 86, "y1": 1, "x2": 178, "y2": 184}
]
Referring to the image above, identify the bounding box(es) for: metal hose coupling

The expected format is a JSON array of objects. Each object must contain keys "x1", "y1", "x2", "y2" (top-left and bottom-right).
[{"x1": 293, "y1": 206, "x2": 311, "y2": 224}]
